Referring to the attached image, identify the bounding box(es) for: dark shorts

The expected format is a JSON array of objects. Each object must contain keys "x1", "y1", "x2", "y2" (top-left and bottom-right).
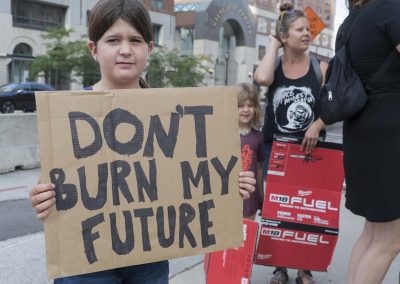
[{"x1": 54, "y1": 260, "x2": 169, "y2": 284}]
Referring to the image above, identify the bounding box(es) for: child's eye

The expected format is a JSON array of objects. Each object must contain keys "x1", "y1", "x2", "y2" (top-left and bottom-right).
[
  {"x1": 107, "y1": 39, "x2": 119, "y2": 44},
  {"x1": 130, "y1": 38, "x2": 144, "y2": 44}
]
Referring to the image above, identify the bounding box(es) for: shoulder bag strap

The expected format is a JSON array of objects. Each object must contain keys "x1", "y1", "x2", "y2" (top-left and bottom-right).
[{"x1": 310, "y1": 57, "x2": 323, "y2": 85}]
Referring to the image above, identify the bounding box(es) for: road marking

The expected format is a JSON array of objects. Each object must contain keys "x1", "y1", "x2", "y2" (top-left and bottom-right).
[{"x1": 0, "y1": 185, "x2": 28, "y2": 192}]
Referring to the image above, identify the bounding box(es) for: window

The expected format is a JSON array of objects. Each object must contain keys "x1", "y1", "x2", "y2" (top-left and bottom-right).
[
  {"x1": 9, "y1": 43, "x2": 33, "y2": 83},
  {"x1": 151, "y1": 0, "x2": 165, "y2": 10},
  {"x1": 152, "y1": 24, "x2": 162, "y2": 46},
  {"x1": 258, "y1": 45, "x2": 266, "y2": 61},
  {"x1": 257, "y1": 16, "x2": 268, "y2": 34},
  {"x1": 12, "y1": 0, "x2": 65, "y2": 30},
  {"x1": 180, "y1": 27, "x2": 194, "y2": 56}
]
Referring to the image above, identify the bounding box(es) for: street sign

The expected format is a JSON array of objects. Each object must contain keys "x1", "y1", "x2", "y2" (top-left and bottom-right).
[{"x1": 305, "y1": 6, "x2": 326, "y2": 41}]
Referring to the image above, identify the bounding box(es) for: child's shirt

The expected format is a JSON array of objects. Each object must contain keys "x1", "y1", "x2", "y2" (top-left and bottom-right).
[{"x1": 240, "y1": 128, "x2": 265, "y2": 217}]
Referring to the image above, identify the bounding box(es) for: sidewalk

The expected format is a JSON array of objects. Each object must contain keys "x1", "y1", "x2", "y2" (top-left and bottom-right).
[
  {"x1": 1, "y1": 123, "x2": 399, "y2": 283},
  {"x1": 169, "y1": 193, "x2": 400, "y2": 283}
]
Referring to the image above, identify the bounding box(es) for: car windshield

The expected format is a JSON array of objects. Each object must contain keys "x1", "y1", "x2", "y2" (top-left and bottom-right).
[{"x1": 0, "y1": 83, "x2": 20, "y2": 92}]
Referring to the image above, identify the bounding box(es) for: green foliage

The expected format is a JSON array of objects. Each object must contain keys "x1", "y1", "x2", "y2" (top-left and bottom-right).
[
  {"x1": 29, "y1": 28, "x2": 99, "y2": 89},
  {"x1": 146, "y1": 48, "x2": 212, "y2": 87}
]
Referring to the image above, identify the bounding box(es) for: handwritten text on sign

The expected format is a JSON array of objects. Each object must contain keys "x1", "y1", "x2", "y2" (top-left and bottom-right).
[{"x1": 36, "y1": 87, "x2": 243, "y2": 278}]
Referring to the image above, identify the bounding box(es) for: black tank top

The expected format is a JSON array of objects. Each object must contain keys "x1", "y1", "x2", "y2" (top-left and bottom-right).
[{"x1": 263, "y1": 58, "x2": 325, "y2": 143}]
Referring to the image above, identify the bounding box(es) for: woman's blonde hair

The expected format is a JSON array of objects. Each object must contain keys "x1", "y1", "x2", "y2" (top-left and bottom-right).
[{"x1": 237, "y1": 83, "x2": 262, "y2": 129}]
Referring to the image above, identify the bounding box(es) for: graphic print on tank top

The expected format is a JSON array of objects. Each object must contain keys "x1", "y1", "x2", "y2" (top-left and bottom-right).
[{"x1": 273, "y1": 85, "x2": 315, "y2": 134}]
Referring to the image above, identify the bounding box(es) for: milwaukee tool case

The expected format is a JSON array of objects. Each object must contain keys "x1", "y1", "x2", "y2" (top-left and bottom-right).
[
  {"x1": 204, "y1": 219, "x2": 259, "y2": 284},
  {"x1": 255, "y1": 136, "x2": 344, "y2": 271}
]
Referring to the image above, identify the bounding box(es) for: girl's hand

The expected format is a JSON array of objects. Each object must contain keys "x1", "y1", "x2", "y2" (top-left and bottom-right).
[
  {"x1": 301, "y1": 119, "x2": 325, "y2": 154},
  {"x1": 29, "y1": 183, "x2": 56, "y2": 220},
  {"x1": 238, "y1": 171, "x2": 256, "y2": 200}
]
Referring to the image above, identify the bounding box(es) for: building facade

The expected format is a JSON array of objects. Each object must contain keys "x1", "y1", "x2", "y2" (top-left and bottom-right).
[
  {"x1": 175, "y1": 0, "x2": 336, "y2": 87},
  {"x1": 0, "y1": 0, "x2": 335, "y2": 88},
  {"x1": 0, "y1": 0, "x2": 175, "y2": 88}
]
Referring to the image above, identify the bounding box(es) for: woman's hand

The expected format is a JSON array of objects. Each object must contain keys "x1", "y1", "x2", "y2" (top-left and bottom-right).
[
  {"x1": 301, "y1": 118, "x2": 325, "y2": 154},
  {"x1": 29, "y1": 183, "x2": 56, "y2": 220},
  {"x1": 238, "y1": 171, "x2": 256, "y2": 200},
  {"x1": 269, "y1": 35, "x2": 283, "y2": 50}
]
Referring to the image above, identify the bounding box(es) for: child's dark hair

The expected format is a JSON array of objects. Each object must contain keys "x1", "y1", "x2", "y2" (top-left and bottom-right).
[
  {"x1": 237, "y1": 83, "x2": 262, "y2": 129},
  {"x1": 88, "y1": 0, "x2": 153, "y2": 44},
  {"x1": 275, "y1": 3, "x2": 307, "y2": 39}
]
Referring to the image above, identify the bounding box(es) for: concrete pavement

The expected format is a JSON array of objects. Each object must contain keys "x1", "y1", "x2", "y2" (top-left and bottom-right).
[{"x1": 1, "y1": 123, "x2": 399, "y2": 283}]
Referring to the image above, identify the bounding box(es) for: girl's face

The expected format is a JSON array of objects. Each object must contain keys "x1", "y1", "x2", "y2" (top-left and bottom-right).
[
  {"x1": 238, "y1": 99, "x2": 255, "y2": 128},
  {"x1": 88, "y1": 18, "x2": 153, "y2": 89},
  {"x1": 281, "y1": 17, "x2": 311, "y2": 51}
]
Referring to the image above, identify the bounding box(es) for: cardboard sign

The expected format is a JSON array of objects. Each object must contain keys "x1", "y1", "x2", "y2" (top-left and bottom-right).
[
  {"x1": 305, "y1": 7, "x2": 326, "y2": 41},
  {"x1": 204, "y1": 219, "x2": 259, "y2": 284},
  {"x1": 35, "y1": 87, "x2": 243, "y2": 279},
  {"x1": 255, "y1": 136, "x2": 344, "y2": 271}
]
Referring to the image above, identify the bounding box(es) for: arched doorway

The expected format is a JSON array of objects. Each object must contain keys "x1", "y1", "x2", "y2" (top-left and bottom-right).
[
  {"x1": 8, "y1": 43, "x2": 33, "y2": 82},
  {"x1": 215, "y1": 19, "x2": 245, "y2": 86}
]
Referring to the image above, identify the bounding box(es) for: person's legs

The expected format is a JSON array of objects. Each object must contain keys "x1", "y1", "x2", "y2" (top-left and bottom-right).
[
  {"x1": 270, "y1": 267, "x2": 288, "y2": 284},
  {"x1": 244, "y1": 213, "x2": 257, "y2": 221},
  {"x1": 121, "y1": 260, "x2": 169, "y2": 284},
  {"x1": 263, "y1": 143, "x2": 272, "y2": 182},
  {"x1": 296, "y1": 270, "x2": 315, "y2": 284},
  {"x1": 347, "y1": 220, "x2": 373, "y2": 283},
  {"x1": 350, "y1": 218, "x2": 400, "y2": 284}
]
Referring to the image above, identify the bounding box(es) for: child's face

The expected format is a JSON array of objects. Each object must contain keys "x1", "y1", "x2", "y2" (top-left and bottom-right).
[
  {"x1": 238, "y1": 99, "x2": 255, "y2": 127},
  {"x1": 88, "y1": 18, "x2": 153, "y2": 88}
]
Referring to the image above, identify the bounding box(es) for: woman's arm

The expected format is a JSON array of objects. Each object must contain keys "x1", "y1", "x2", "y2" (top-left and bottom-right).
[
  {"x1": 301, "y1": 118, "x2": 326, "y2": 154},
  {"x1": 254, "y1": 36, "x2": 282, "y2": 86},
  {"x1": 319, "y1": 60, "x2": 328, "y2": 84}
]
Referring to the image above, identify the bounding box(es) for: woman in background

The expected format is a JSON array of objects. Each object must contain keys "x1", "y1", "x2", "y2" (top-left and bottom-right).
[{"x1": 339, "y1": 0, "x2": 400, "y2": 283}]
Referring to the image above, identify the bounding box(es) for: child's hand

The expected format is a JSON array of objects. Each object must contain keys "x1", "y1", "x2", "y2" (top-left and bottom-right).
[
  {"x1": 238, "y1": 171, "x2": 256, "y2": 200},
  {"x1": 29, "y1": 183, "x2": 56, "y2": 220}
]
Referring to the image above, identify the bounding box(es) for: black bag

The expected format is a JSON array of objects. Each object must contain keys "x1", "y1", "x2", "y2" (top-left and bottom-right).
[
  {"x1": 318, "y1": 13, "x2": 396, "y2": 125},
  {"x1": 318, "y1": 46, "x2": 367, "y2": 125}
]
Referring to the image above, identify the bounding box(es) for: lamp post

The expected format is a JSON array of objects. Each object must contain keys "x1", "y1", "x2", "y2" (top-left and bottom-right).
[{"x1": 224, "y1": 51, "x2": 229, "y2": 86}]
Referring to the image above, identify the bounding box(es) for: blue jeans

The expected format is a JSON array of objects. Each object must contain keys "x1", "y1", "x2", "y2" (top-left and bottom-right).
[{"x1": 54, "y1": 260, "x2": 169, "y2": 284}]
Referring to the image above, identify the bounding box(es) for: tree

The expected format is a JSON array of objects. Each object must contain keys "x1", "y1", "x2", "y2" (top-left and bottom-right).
[
  {"x1": 146, "y1": 48, "x2": 212, "y2": 87},
  {"x1": 29, "y1": 28, "x2": 99, "y2": 89}
]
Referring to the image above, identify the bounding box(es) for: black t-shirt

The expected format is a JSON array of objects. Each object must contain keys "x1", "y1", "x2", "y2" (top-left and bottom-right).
[
  {"x1": 338, "y1": 0, "x2": 400, "y2": 93},
  {"x1": 263, "y1": 58, "x2": 325, "y2": 143}
]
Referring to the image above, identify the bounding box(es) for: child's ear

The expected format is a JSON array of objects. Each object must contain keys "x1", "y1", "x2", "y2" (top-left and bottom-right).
[
  {"x1": 87, "y1": 40, "x2": 97, "y2": 60},
  {"x1": 148, "y1": 41, "x2": 154, "y2": 54}
]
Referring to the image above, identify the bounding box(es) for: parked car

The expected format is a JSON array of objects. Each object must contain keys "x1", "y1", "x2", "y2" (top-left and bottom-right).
[{"x1": 0, "y1": 82, "x2": 55, "y2": 113}]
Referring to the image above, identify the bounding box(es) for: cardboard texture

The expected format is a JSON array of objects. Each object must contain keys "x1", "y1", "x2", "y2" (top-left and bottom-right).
[
  {"x1": 204, "y1": 219, "x2": 259, "y2": 284},
  {"x1": 255, "y1": 136, "x2": 344, "y2": 271},
  {"x1": 35, "y1": 87, "x2": 243, "y2": 279}
]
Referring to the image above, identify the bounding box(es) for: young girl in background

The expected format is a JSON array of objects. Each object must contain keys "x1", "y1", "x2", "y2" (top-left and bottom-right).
[
  {"x1": 29, "y1": 0, "x2": 257, "y2": 283},
  {"x1": 237, "y1": 83, "x2": 265, "y2": 220}
]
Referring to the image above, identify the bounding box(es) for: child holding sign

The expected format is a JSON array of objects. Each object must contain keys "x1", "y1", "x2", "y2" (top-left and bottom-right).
[
  {"x1": 29, "y1": 0, "x2": 256, "y2": 283},
  {"x1": 237, "y1": 83, "x2": 265, "y2": 220}
]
